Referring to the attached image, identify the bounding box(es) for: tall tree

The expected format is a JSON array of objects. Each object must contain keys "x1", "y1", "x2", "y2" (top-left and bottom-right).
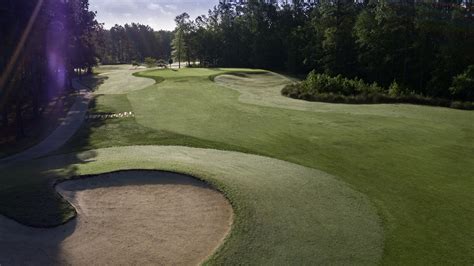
[
  {"x1": 1, "y1": 0, "x2": 99, "y2": 139},
  {"x1": 172, "y1": 27, "x2": 186, "y2": 68},
  {"x1": 172, "y1": 13, "x2": 191, "y2": 68}
]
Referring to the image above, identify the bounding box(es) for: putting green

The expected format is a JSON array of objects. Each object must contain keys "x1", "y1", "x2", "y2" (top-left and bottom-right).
[{"x1": 1, "y1": 146, "x2": 383, "y2": 265}]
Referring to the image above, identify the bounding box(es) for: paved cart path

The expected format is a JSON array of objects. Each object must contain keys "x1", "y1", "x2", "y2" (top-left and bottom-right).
[{"x1": 0, "y1": 81, "x2": 92, "y2": 165}]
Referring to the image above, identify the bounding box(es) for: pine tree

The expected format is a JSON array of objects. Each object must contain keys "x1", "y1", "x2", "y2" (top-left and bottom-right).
[{"x1": 171, "y1": 27, "x2": 187, "y2": 69}]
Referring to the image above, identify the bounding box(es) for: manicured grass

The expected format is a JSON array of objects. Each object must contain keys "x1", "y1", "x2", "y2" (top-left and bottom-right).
[
  {"x1": 1, "y1": 66, "x2": 473, "y2": 264},
  {"x1": 55, "y1": 93, "x2": 254, "y2": 155},
  {"x1": 0, "y1": 146, "x2": 383, "y2": 264},
  {"x1": 132, "y1": 68, "x2": 474, "y2": 264},
  {"x1": 92, "y1": 65, "x2": 155, "y2": 94}
]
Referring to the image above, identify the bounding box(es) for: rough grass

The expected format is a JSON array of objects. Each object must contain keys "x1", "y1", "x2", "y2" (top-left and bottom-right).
[{"x1": 0, "y1": 146, "x2": 383, "y2": 265}]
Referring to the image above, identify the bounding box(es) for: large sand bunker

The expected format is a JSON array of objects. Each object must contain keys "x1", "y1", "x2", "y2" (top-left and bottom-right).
[{"x1": 0, "y1": 171, "x2": 233, "y2": 265}]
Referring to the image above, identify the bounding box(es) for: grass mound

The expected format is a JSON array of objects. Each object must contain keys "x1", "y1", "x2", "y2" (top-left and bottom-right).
[{"x1": 0, "y1": 146, "x2": 383, "y2": 265}]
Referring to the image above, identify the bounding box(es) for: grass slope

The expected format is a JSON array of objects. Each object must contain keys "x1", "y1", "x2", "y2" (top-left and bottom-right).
[
  {"x1": 131, "y1": 68, "x2": 474, "y2": 264},
  {"x1": 1, "y1": 66, "x2": 473, "y2": 264},
  {"x1": 0, "y1": 146, "x2": 383, "y2": 265},
  {"x1": 92, "y1": 65, "x2": 155, "y2": 94}
]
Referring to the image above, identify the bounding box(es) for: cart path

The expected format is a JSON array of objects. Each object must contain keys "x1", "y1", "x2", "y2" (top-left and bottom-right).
[{"x1": 0, "y1": 80, "x2": 91, "y2": 165}]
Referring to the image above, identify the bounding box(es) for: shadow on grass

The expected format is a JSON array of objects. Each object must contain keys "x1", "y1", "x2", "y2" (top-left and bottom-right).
[
  {"x1": 0, "y1": 75, "x2": 109, "y2": 263},
  {"x1": 132, "y1": 71, "x2": 165, "y2": 84},
  {"x1": 0, "y1": 70, "x2": 248, "y2": 264},
  {"x1": 77, "y1": 74, "x2": 108, "y2": 92},
  {"x1": 0, "y1": 75, "x2": 109, "y2": 223},
  {"x1": 0, "y1": 77, "x2": 108, "y2": 227},
  {"x1": 0, "y1": 72, "x2": 249, "y2": 226},
  {"x1": 0, "y1": 67, "x2": 262, "y2": 227},
  {"x1": 0, "y1": 169, "x2": 220, "y2": 265}
]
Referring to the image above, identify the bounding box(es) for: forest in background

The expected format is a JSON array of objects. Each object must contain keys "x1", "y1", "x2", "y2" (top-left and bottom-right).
[
  {"x1": 0, "y1": 0, "x2": 173, "y2": 145},
  {"x1": 172, "y1": 0, "x2": 474, "y2": 101},
  {"x1": 96, "y1": 24, "x2": 172, "y2": 64},
  {"x1": 1, "y1": 0, "x2": 100, "y2": 140}
]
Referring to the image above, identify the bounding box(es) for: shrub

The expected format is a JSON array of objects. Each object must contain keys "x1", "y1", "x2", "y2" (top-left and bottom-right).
[
  {"x1": 301, "y1": 71, "x2": 383, "y2": 96},
  {"x1": 131, "y1": 60, "x2": 140, "y2": 67},
  {"x1": 157, "y1": 59, "x2": 168, "y2": 68},
  {"x1": 144, "y1": 57, "x2": 157, "y2": 68},
  {"x1": 450, "y1": 65, "x2": 474, "y2": 101},
  {"x1": 281, "y1": 70, "x2": 473, "y2": 110},
  {"x1": 389, "y1": 80, "x2": 402, "y2": 97}
]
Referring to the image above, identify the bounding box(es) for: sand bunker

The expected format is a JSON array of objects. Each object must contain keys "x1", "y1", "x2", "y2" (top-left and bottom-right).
[{"x1": 0, "y1": 171, "x2": 233, "y2": 265}]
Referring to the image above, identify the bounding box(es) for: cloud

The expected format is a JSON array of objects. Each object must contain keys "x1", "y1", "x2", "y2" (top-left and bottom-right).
[
  {"x1": 147, "y1": 3, "x2": 172, "y2": 15},
  {"x1": 165, "y1": 4, "x2": 178, "y2": 10},
  {"x1": 147, "y1": 3, "x2": 161, "y2": 10},
  {"x1": 90, "y1": 0, "x2": 217, "y2": 31}
]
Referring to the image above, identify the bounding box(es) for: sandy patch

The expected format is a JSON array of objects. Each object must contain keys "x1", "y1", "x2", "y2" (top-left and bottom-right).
[{"x1": 0, "y1": 170, "x2": 233, "y2": 265}]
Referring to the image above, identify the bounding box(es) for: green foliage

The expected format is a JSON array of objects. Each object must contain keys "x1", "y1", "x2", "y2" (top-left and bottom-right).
[
  {"x1": 302, "y1": 71, "x2": 383, "y2": 96},
  {"x1": 144, "y1": 57, "x2": 157, "y2": 68},
  {"x1": 171, "y1": 27, "x2": 187, "y2": 68},
  {"x1": 389, "y1": 80, "x2": 402, "y2": 97},
  {"x1": 282, "y1": 71, "x2": 473, "y2": 109},
  {"x1": 174, "y1": 1, "x2": 474, "y2": 102},
  {"x1": 1, "y1": 0, "x2": 100, "y2": 140},
  {"x1": 131, "y1": 60, "x2": 139, "y2": 67},
  {"x1": 450, "y1": 65, "x2": 474, "y2": 101},
  {"x1": 318, "y1": 0, "x2": 358, "y2": 76},
  {"x1": 96, "y1": 24, "x2": 172, "y2": 64},
  {"x1": 171, "y1": 13, "x2": 193, "y2": 68},
  {"x1": 157, "y1": 59, "x2": 168, "y2": 68}
]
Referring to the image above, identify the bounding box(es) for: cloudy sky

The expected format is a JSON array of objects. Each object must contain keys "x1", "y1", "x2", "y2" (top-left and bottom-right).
[{"x1": 89, "y1": 0, "x2": 219, "y2": 31}]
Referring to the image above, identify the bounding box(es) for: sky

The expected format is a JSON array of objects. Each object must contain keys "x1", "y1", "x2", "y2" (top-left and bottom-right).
[{"x1": 89, "y1": 0, "x2": 219, "y2": 31}]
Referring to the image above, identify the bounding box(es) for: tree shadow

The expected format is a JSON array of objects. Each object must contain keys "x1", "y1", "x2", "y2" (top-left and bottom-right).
[
  {"x1": 0, "y1": 76, "x2": 107, "y2": 263},
  {"x1": 0, "y1": 68, "x2": 254, "y2": 264},
  {"x1": 77, "y1": 74, "x2": 108, "y2": 92}
]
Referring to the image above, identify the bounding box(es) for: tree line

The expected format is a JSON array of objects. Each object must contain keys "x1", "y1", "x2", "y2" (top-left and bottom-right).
[
  {"x1": 96, "y1": 24, "x2": 172, "y2": 64},
  {"x1": 172, "y1": 0, "x2": 474, "y2": 101},
  {"x1": 0, "y1": 0, "x2": 100, "y2": 138},
  {"x1": 0, "y1": 1, "x2": 172, "y2": 142}
]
